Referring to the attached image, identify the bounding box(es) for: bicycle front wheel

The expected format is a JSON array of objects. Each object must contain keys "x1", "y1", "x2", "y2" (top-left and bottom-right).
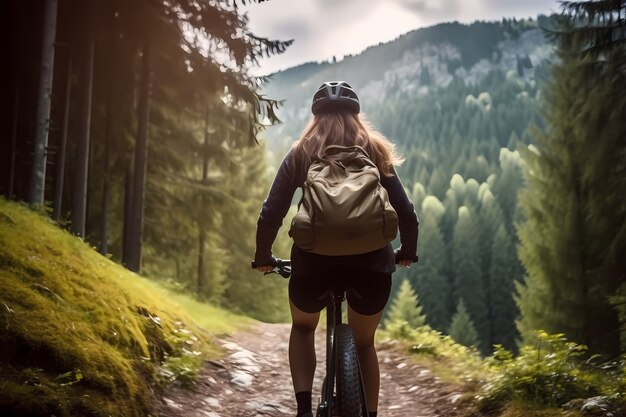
[{"x1": 335, "y1": 324, "x2": 367, "y2": 417}]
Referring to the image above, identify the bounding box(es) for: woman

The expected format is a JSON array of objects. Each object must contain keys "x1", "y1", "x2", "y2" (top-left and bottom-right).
[{"x1": 254, "y1": 81, "x2": 419, "y2": 417}]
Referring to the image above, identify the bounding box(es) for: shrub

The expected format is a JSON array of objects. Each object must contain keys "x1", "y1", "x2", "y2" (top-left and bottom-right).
[{"x1": 478, "y1": 331, "x2": 626, "y2": 411}]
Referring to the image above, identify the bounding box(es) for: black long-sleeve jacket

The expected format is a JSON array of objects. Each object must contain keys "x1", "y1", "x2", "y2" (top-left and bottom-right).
[{"x1": 255, "y1": 150, "x2": 419, "y2": 277}]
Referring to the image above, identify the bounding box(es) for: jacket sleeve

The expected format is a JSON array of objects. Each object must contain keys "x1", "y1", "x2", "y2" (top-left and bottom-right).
[
  {"x1": 381, "y1": 167, "x2": 420, "y2": 262},
  {"x1": 254, "y1": 151, "x2": 299, "y2": 264}
]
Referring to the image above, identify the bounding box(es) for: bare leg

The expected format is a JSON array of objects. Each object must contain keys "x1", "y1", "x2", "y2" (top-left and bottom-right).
[
  {"x1": 348, "y1": 306, "x2": 384, "y2": 413},
  {"x1": 289, "y1": 299, "x2": 320, "y2": 393}
]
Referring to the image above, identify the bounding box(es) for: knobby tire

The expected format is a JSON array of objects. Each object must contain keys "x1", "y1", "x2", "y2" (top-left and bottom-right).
[{"x1": 335, "y1": 324, "x2": 365, "y2": 417}]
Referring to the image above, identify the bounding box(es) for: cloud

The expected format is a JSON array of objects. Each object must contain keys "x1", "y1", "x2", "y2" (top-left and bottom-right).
[
  {"x1": 397, "y1": 0, "x2": 460, "y2": 20},
  {"x1": 482, "y1": 0, "x2": 559, "y2": 17},
  {"x1": 396, "y1": 0, "x2": 557, "y2": 24},
  {"x1": 270, "y1": 18, "x2": 315, "y2": 42},
  {"x1": 243, "y1": 0, "x2": 559, "y2": 74},
  {"x1": 398, "y1": 0, "x2": 442, "y2": 13},
  {"x1": 315, "y1": 0, "x2": 380, "y2": 15}
]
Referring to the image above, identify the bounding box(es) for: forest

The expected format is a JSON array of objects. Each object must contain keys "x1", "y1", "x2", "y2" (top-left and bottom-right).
[
  {"x1": 2, "y1": 0, "x2": 293, "y2": 322},
  {"x1": 262, "y1": 10, "x2": 626, "y2": 357},
  {"x1": 1, "y1": 0, "x2": 626, "y2": 416}
]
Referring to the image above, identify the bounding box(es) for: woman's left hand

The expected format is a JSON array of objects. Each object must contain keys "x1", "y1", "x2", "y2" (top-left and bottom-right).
[{"x1": 398, "y1": 259, "x2": 412, "y2": 267}]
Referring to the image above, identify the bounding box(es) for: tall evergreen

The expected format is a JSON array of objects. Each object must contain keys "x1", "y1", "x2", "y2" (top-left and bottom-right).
[
  {"x1": 449, "y1": 299, "x2": 481, "y2": 349},
  {"x1": 70, "y1": 0, "x2": 95, "y2": 238},
  {"x1": 125, "y1": 38, "x2": 152, "y2": 273},
  {"x1": 489, "y1": 225, "x2": 519, "y2": 350},
  {"x1": 29, "y1": 0, "x2": 59, "y2": 206},
  {"x1": 559, "y1": 0, "x2": 626, "y2": 351},
  {"x1": 452, "y1": 206, "x2": 489, "y2": 351},
  {"x1": 516, "y1": 17, "x2": 623, "y2": 354},
  {"x1": 221, "y1": 146, "x2": 290, "y2": 322},
  {"x1": 385, "y1": 278, "x2": 428, "y2": 329},
  {"x1": 492, "y1": 148, "x2": 524, "y2": 231},
  {"x1": 411, "y1": 197, "x2": 451, "y2": 330},
  {"x1": 516, "y1": 56, "x2": 590, "y2": 349}
]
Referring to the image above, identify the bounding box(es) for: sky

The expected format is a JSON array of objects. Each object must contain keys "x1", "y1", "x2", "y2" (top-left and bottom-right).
[{"x1": 242, "y1": 0, "x2": 560, "y2": 75}]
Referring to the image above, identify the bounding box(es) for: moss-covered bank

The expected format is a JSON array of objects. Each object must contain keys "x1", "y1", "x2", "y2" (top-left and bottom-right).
[{"x1": 0, "y1": 198, "x2": 248, "y2": 416}]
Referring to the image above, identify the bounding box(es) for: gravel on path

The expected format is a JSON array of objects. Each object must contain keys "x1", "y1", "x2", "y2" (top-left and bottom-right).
[{"x1": 154, "y1": 322, "x2": 467, "y2": 417}]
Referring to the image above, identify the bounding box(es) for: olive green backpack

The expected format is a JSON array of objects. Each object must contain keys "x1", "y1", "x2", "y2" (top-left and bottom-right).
[{"x1": 289, "y1": 145, "x2": 398, "y2": 256}]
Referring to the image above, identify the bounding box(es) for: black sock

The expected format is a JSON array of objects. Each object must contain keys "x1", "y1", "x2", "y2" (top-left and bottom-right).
[
  {"x1": 295, "y1": 391, "x2": 312, "y2": 415},
  {"x1": 369, "y1": 412, "x2": 377, "y2": 417}
]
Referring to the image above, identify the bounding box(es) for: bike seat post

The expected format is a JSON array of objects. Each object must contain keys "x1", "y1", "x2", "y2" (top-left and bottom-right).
[{"x1": 334, "y1": 293, "x2": 344, "y2": 326}]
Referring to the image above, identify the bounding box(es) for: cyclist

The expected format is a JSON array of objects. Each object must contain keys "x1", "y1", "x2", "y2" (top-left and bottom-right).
[{"x1": 254, "y1": 81, "x2": 419, "y2": 417}]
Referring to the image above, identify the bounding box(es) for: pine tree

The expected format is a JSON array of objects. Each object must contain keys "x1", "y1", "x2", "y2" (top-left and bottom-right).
[
  {"x1": 449, "y1": 299, "x2": 480, "y2": 349},
  {"x1": 492, "y1": 148, "x2": 523, "y2": 231},
  {"x1": 477, "y1": 184, "x2": 509, "y2": 347},
  {"x1": 557, "y1": 0, "x2": 626, "y2": 351},
  {"x1": 516, "y1": 64, "x2": 589, "y2": 348},
  {"x1": 427, "y1": 168, "x2": 448, "y2": 199},
  {"x1": 516, "y1": 22, "x2": 623, "y2": 354},
  {"x1": 29, "y1": 0, "x2": 58, "y2": 206},
  {"x1": 489, "y1": 225, "x2": 519, "y2": 350},
  {"x1": 70, "y1": 0, "x2": 96, "y2": 238},
  {"x1": 452, "y1": 206, "x2": 489, "y2": 351},
  {"x1": 411, "y1": 197, "x2": 451, "y2": 330},
  {"x1": 221, "y1": 146, "x2": 290, "y2": 322},
  {"x1": 385, "y1": 278, "x2": 427, "y2": 329},
  {"x1": 558, "y1": 1, "x2": 626, "y2": 56}
]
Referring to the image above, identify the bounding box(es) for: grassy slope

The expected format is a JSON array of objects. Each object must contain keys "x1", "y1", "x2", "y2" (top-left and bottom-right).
[{"x1": 0, "y1": 198, "x2": 250, "y2": 417}]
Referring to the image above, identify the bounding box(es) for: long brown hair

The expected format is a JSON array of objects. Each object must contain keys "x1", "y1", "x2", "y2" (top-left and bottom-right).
[{"x1": 292, "y1": 112, "x2": 403, "y2": 179}]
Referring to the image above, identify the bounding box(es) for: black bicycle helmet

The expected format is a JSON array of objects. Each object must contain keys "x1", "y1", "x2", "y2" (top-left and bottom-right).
[{"x1": 311, "y1": 81, "x2": 360, "y2": 115}]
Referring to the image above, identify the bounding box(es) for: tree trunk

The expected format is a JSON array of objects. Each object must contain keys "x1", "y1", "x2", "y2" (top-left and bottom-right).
[
  {"x1": 197, "y1": 228, "x2": 207, "y2": 296},
  {"x1": 202, "y1": 110, "x2": 209, "y2": 180},
  {"x1": 126, "y1": 40, "x2": 152, "y2": 273},
  {"x1": 53, "y1": 54, "x2": 72, "y2": 221},
  {"x1": 197, "y1": 109, "x2": 210, "y2": 296},
  {"x1": 586, "y1": 267, "x2": 621, "y2": 356},
  {"x1": 29, "y1": 0, "x2": 59, "y2": 205},
  {"x1": 99, "y1": 92, "x2": 112, "y2": 255},
  {"x1": 122, "y1": 169, "x2": 133, "y2": 267},
  {"x1": 70, "y1": 0, "x2": 95, "y2": 237},
  {"x1": 9, "y1": 87, "x2": 19, "y2": 200}
]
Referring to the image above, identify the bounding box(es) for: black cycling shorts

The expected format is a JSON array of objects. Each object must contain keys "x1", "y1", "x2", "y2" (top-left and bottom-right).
[{"x1": 289, "y1": 267, "x2": 392, "y2": 316}]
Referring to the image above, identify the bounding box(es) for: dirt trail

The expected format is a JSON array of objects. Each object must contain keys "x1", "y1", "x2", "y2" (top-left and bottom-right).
[{"x1": 155, "y1": 322, "x2": 466, "y2": 417}]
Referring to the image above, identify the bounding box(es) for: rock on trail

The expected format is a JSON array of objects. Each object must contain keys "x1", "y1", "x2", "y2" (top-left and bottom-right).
[{"x1": 154, "y1": 322, "x2": 465, "y2": 417}]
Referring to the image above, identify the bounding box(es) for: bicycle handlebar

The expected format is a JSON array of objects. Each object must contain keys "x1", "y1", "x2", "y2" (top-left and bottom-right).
[
  {"x1": 252, "y1": 250, "x2": 417, "y2": 279},
  {"x1": 251, "y1": 258, "x2": 291, "y2": 278}
]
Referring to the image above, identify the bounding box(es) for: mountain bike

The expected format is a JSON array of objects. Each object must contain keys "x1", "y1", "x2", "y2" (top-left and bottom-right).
[{"x1": 251, "y1": 258, "x2": 369, "y2": 417}]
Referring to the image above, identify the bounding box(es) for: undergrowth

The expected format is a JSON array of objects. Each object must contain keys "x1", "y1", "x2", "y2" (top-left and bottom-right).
[
  {"x1": 379, "y1": 320, "x2": 626, "y2": 416},
  {"x1": 0, "y1": 198, "x2": 249, "y2": 416},
  {"x1": 478, "y1": 332, "x2": 626, "y2": 415}
]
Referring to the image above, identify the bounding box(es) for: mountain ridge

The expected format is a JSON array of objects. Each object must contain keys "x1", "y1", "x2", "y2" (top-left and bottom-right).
[{"x1": 261, "y1": 15, "x2": 554, "y2": 149}]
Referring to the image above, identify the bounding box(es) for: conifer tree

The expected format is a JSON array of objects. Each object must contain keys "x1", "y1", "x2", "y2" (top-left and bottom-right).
[
  {"x1": 489, "y1": 225, "x2": 519, "y2": 350},
  {"x1": 221, "y1": 146, "x2": 290, "y2": 322},
  {"x1": 516, "y1": 23, "x2": 623, "y2": 354},
  {"x1": 558, "y1": 0, "x2": 626, "y2": 351},
  {"x1": 385, "y1": 278, "x2": 427, "y2": 329},
  {"x1": 492, "y1": 148, "x2": 523, "y2": 230},
  {"x1": 477, "y1": 184, "x2": 508, "y2": 345},
  {"x1": 427, "y1": 168, "x2": 448, "y2": 199},
  {"x1": 452, "y1": 206, "x2": 489, "y2": 351},
  {"x1": 449, "y1": 299, "x2": 480, "y2": 349},
  {"x1": 29, "y1": 0, "x2": 58, "y2": 206},
  {"x1": 516, "y1": 61, "x2": 589, "y2": 348},
  {"x1": 411, "y1": 197, "x2": 451, "y2": 330}
]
